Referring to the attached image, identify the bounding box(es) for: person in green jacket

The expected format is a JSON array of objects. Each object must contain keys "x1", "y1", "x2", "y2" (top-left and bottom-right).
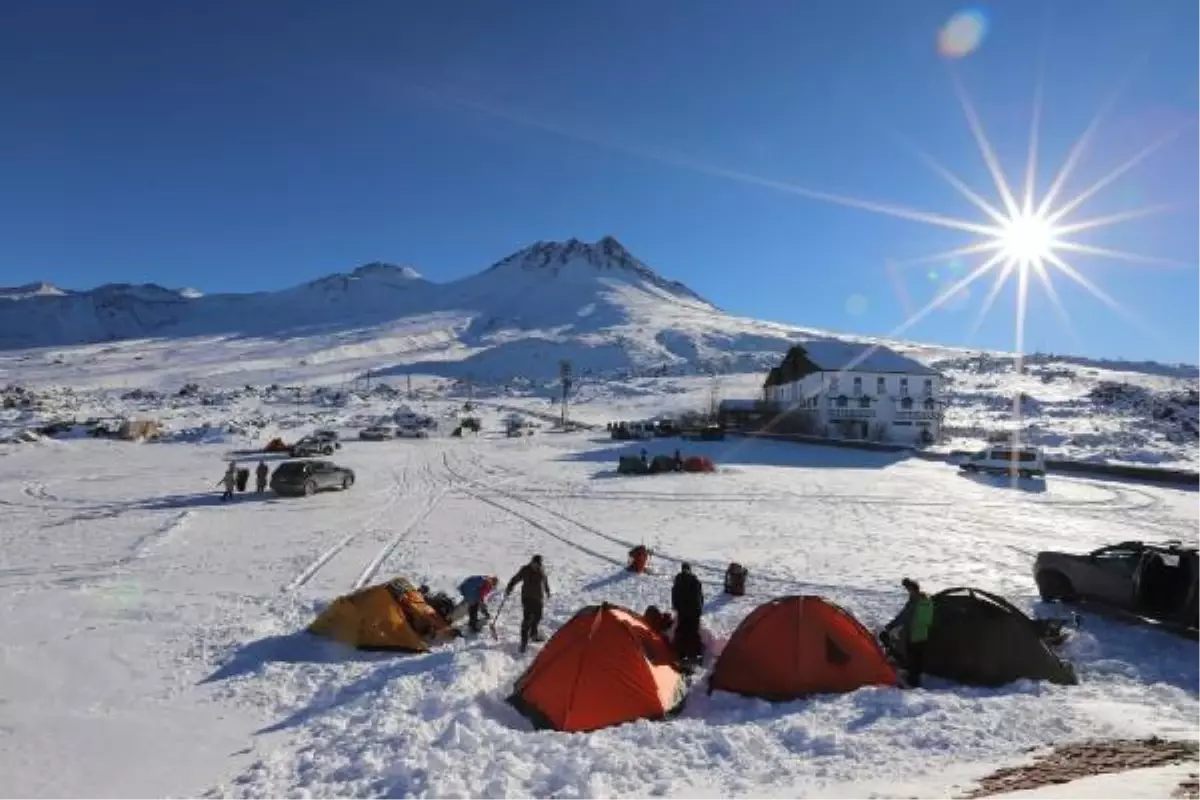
[{"x1": 900, "y1": 578, "x2": 935, "y2": 687}]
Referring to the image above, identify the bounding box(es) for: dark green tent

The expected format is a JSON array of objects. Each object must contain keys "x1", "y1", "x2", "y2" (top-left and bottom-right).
[{"x1": 881, "y1": 587, "x2": 1077, "y2": 687}]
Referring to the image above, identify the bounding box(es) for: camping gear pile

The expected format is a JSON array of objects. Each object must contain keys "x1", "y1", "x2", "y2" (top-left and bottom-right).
[
  {"x1": 264, "y1": 437, "x2": 289, "y2": 453},
  {"x1": 617, "y1": 451, "x2": 716, "y2": 475}
]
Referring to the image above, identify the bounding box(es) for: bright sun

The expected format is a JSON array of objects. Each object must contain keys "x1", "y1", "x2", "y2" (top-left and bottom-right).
[{"x1": 997, "y1": 211, "x2": 1057, "y2": 263}]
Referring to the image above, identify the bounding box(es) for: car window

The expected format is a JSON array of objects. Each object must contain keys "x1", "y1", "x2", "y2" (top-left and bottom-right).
[{"x1": 1091, "y1": 547, "x2": 1142, "y2": 575}]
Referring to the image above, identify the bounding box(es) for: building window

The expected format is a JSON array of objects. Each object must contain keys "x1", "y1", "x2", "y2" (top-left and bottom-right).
[
  {"x1": 830, "y1": 376, "x2": 839, "y2": 393},
  {"x1": 837, "y1": 395, "x2": 848, "y2": 408},
  {"x1": 923, "y1": 378, "x2": 933, "y2": 396},
  {"x1": 924, "y1": 397, "x2": 935, "y2": 411},
  {"x1": 858, "y1": 395, "x2": 871, "y2": 409},
  {"x1": 901, "y1": 396, "x2": 913, "y2": 410},
  {"x1": 900, "y1": 377, "x2": 909, "y2": 397},
  {"x1": 877, "y1": 376, "x2": 886, "y2": 394},
  {"x1": 853, "y1": 377, "x2": 862, "y2": 396}
]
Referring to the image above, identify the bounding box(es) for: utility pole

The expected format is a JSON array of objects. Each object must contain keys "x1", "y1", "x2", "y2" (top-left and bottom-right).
[
  {"x1": 708, "y1": 371, "x2": 722, "y2": 424},
  {"x1": 559, "y1": 360, "x2": 573, "y2": 429},
  {"x1": 465, "y1": 373, "x2": 474, "y2": 409},
  {"x1": 406, "y1": 374, "x2": 412, "y2": 400}
]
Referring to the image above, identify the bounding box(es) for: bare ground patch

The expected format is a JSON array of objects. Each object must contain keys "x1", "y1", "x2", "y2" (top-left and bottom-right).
[{"x1": 963, "y1": 737, "x2": 1199, "y2": 798}]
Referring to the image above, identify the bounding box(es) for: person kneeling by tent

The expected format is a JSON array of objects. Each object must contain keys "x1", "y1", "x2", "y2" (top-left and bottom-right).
[
  {"x1": 457, "y1": 574, "x2": 499, "y2": 633},
  {"x1": 628, "y1": 545, "x2": 651, "y2": 573},
  {"x1": 643, "y1": 605, "x2": 675, "y2": 638},
  {"x1": 898, "y1": 578, "x2": 935, "y2": 687},
  {"x1": 672, "y1": 562, "x2": 705, "y2": 667},
  {"x1": 505, "y1": 554, "x2": 551, "y2": 653}
]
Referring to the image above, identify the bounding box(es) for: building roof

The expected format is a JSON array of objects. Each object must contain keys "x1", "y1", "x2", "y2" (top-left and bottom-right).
[
  {"x1": 718, "y1": 398, "x2": 760, "y2": 411},
  {"x1": 794, "y1": 339, "x2": 940, "y2": 376}
]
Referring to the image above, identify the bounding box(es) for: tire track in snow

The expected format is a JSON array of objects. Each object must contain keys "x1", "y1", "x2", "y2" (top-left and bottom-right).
[
  {"x1": 441, "y1": 452, "x2": 626, "y2": 568},
  {"x1": 282, "y1": 464, "x2": 410, "y2": 593},
  {"x1": 442, "y1": 451, "x2": 836, "y2": 595},
  {"x1": 283, "y1": 454, "x2": 446, "y2": 593},
  {"x1": 0, "y1": 509, "x2": 192, "y2": 588},
  {"x1": 352, "y1": 461, "x2": 448, "y2": 590}
]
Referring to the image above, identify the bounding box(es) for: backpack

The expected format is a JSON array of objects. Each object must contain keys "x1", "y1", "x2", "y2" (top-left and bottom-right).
[{"x1": 724, "y1": 562, "x2": 748, "y2": 596}]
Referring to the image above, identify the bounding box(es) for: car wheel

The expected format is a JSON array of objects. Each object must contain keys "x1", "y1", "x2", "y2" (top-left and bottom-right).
[
  {"x1": 304, "y1": 480, "x2": 317, "y2": 497},
  {"x1": 963, "y1": 464, "x2": 978, "y2": 473},
  {"x1": 1036, "y1": 570, "x2": 1075, "y2": 602},
  {"x1": 342, "y1": 475, "x2": 353, "y2": 490}
]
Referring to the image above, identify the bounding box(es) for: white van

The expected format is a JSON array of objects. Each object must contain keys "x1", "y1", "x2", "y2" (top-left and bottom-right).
[{"x1": 959, "y1": 445, "x2": 1046, "y2": 478}]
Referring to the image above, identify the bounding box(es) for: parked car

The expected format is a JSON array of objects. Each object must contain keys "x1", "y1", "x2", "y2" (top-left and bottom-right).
[
  {"x1": 1034, "y1": 540, "x2": 1198, "y2": 635},
  {"x1": 359, "y1": 425, "x2": 396, "y2": 441},
  {"x1": 312, "y1": 429, "x2": 341, "y2": 446},
  {"x1": 290, "y1": 437, "x2": 336, "y2": 457},
  {"x1": 270, "y1": 460, "x2": 356, "y2": 496},
  {"x1": 957, "y1": 445, "x2": 1045, "y2": 478},
  {"x1": 395, "y1": 425, "x2": 429, "y2": 439}
]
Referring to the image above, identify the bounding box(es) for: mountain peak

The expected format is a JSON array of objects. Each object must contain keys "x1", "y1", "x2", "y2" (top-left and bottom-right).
[
  {"x1": 350, "y1": 262, "x2": 424, "y2": 281},
  {"x1": 0, "y1": 281, "x2": 65, "y2": 301},
  {"x1": 485, "y1": 236, "x2": 712, "y2": 307}
]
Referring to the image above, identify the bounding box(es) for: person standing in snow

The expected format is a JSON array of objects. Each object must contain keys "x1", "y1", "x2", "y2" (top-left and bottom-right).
[
  {"x1": 457, "y1": 574, "x2": 498, "y2": 634},
  {"x1": 505, "y1": 555, "x2": 551, "y2": 653},
  {"x1": 255, "y1": 460, "x2": 270, "y2": 493},
  {"x1": 671, "y1": 562, "x2": 705, "y2": 666},
  {"x1": 218, "y1": 461, "x2": 237, "y2": 501},
  {"x1": 899, "y1": 578, "x2": 935, "y2": 688}
]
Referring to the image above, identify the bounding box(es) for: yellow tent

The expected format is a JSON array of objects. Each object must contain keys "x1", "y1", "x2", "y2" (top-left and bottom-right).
[{"x1": 308, "y1": 578, "x2": 458, "y2": 651}]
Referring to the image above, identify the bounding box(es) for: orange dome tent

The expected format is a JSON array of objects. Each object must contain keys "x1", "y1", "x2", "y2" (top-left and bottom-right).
[
  {"x1": 308, "y1": 577, "x2": 458, "y2": 652},
  {"x1": 709, "y1": 595, "x2": 897, "y2": 700},
  {"x1": 508, "y1": 603, "x2": 687, "y2": 732}
]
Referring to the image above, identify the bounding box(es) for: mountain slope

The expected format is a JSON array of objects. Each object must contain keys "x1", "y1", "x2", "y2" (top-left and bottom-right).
[{"x1": 0, "y1": 237, "x2": 819, "y2": 379}]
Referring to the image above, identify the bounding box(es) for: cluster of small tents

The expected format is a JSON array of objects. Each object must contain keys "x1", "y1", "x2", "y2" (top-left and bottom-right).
[{"x1": 307, "y1": 577, "x2": 1077, "y2": 734}]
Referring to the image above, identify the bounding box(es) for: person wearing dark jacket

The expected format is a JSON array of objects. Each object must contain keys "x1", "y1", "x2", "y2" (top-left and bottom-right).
[
  {"x1": 506, "y1": 554, "x2": 550, "y2": 653},
  {"x1": 671, "y1": 562, "x2": 705, "y2": 665},
  {"x1": 255, "y1": 460, "x2": 270, "y2": 493}
]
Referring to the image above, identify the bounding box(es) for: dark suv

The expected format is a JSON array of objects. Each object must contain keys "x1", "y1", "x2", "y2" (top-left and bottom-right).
[
  {"x1": 270, "y1": 460, "x2": 355, "y2": 497},
  {"x1": 1034, "y1": 540, "x2": 1198, "y2": 635}
]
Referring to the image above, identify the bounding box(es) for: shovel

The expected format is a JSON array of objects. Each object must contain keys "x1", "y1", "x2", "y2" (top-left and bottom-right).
[{"x1": 489, "y1": 594, "x2": 509, "y2": 640}]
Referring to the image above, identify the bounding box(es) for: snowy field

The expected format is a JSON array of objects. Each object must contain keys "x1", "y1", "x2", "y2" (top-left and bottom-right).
[{"x1": 1, "y1": 401, "x2": 1196, "y2": 798}]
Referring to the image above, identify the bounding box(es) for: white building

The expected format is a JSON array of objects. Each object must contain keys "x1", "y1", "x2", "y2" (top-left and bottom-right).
[{"x1": 762, "y1": 341, "x2": 945, "y2": 444}]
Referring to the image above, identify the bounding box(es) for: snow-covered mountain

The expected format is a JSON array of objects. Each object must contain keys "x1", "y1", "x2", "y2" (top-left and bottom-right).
[{"x1": 0, "y1": 236, "x2": 812, "y2": 379}]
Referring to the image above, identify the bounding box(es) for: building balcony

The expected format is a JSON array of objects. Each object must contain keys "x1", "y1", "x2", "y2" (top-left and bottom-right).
[
  {"x1": 829, "y1": 406, "x2": 875, "y2": 420},
  {"x1": 895, "y1": 409, "x2": 940, "y2": 422}
]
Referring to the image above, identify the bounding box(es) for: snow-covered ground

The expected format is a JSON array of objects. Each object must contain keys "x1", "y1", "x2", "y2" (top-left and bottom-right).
[{"x1": 1, "y1": 401, "x2": 1196, "y2": 798}]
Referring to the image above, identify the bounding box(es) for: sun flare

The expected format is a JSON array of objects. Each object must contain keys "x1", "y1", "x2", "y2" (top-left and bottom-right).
[{"x1": 997, "y1": 211, "x2": 1057, "y2": 264}]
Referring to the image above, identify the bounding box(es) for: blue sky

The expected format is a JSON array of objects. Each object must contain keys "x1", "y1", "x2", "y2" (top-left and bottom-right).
[{"x1": 1, "y1": 1, "x2": 1196, "y2": 363}]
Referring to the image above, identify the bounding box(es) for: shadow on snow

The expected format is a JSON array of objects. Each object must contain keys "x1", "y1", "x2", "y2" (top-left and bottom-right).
[
  {"x1": 254, "y1": 650, "x2": 459, "y2": 735},
  {"x1": 558, "y1": 438, "x2": 909, "y2": 472},
  {"x1": 956, "y1": 470, "x2": 1049, "y2": 495}
]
